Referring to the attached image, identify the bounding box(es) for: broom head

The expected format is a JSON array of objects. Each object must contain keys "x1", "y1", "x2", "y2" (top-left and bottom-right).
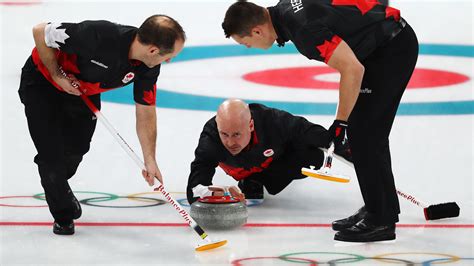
[
  {"x1": 424, "y1": 202, "x2": 460, "y2": 220},
  {"x1": 301, "y1": 167, "x2": 350, "y2": 183}
]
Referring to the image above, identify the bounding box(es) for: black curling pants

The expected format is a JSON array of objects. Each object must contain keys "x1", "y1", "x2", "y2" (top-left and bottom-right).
[
  {"x1": 348, "y1": 24, "x2": 419, "y2": 225},
  {"x1": 18, "y1": 57, "x2": 101, "y2": 223}
]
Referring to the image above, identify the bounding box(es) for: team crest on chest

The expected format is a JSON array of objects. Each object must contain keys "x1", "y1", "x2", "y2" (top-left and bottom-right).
[
  {"x1": 263, "y1": 149, "x2": 274, "y2": 157},
  {"x1": 122, "y1": 72, "x2": 135, "y2": 83}
]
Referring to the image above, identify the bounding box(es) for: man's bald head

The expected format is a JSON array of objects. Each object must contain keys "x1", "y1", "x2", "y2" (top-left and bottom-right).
[
  {"x1": 216, "y1": 99, "x2": 251, "y2": 125},
  {"x1": 137, "y1": 14, "x2": 186, "y2": 55},
  {"x1": 216, "y1": 99, "x2": 254, "y2": 156}
]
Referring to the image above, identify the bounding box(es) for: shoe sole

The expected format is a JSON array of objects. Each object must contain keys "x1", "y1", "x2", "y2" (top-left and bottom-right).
[
  {"x1": 245, "y1": 199, "x2": 264, "y2": 206},
  {"x1": 53, "y1": 223, "x2": 75, "y2": 235},
  {"x1": 53, "y1": 231, "x2": 75, "y2": 235},
  {"x1": 334, "y1": 233, "x2": 396, "y2": 242}
]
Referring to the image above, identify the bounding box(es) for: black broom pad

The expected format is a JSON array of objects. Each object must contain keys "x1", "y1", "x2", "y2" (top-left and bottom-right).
[{"x1": 424, "y1": 202, "x2": 460, "y2": 220}]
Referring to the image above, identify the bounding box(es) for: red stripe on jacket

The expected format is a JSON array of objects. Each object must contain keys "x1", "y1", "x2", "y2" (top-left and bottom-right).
[{"x1": 219, "y1": 157, "x2": 274, "y2": 181}]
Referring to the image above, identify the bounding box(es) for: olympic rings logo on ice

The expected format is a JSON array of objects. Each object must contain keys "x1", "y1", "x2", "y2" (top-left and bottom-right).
[
  {"x1": 0, "y1": 191, "x2": 167, "y2": 208},
  {"x1": 231, "y1": 252, "x2": 474, "y2": 265},
  {"x1": 0, "y1": 191, "x2": 263, "y2": 208}
]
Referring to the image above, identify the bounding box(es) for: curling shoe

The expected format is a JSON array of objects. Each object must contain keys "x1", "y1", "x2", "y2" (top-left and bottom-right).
[
  {"x1": 53, "y1": 220, "x2": 75, "y2": 235},
  {"x1": 332, "y1": 206, "x2": 367, "y2": 231},
  {"x1": 334, "y1": 219, "x2": 395, "y2": 242},
  {"x1": 66, "y1": 187, "x2": 82, "y2": 220},
  {"x1": 71, "y1": 194, "x2": 82, "y2": 220}
]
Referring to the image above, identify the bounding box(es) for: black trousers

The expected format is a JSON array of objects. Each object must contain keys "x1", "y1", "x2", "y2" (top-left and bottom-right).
[
  {"x1": 18, "y1": 57, "x2": 101, "y2": 223},
  {"x1": 248, "y1": 124, "x2": 327, "y2": 195},
  {"x1": 348, "y1": 24, "x2": 419, "y2": 224}
]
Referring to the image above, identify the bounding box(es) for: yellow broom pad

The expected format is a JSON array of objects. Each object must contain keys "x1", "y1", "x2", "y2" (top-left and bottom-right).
[
  {"x1": 301, "y1": 167, "x2": 350, "y2": 183},
  {"x1": 195, "y1": 239, "x2": 228, "y2": 251}
]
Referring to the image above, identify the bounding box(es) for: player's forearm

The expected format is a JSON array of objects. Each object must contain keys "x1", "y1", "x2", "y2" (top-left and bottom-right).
[
  {"x1": 336, "y1": 68, "x2": 364, "y2": 121},
  {"x1": 187, "y1": 165, "x2": 213, "y2": 204},
  {"x1": 136, "y1": 104, "x2": 157, "y2": 163},
  {"x1": 32, "y1": 23, "x2": 61, "y2": 78},
  {"x1": 326, "y1": 40, "x2": 365, "y2": 121}
]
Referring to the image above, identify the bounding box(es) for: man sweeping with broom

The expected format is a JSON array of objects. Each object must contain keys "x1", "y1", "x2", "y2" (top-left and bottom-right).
[{"x1": 19, "y1": 15, "x2": 185, "y2": 235}]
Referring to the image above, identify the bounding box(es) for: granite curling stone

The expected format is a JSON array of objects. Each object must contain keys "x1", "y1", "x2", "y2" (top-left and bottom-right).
[{"x1": 190, "y1": 196, "x2": 248, "y2": 230}]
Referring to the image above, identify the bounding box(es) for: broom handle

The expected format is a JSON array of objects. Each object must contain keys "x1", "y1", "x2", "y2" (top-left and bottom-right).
[
  {"x1": 323, "y1": 143, "x2": 335, "y2": 168},
  {"x1": 323, "y1": 141, "x2": 428, "y2": 209},
  {"x1": 79, "y1": 93, "x2": 210, "y2": 241},
  {"x1": 396, "y1": 189, "x2": 428, "y2": 208}
]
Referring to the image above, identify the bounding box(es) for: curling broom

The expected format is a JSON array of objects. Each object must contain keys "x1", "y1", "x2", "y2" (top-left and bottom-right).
[
  {"x1": 301, "y1": 144, "x2": 459, "y2": 220},
  {"x1": 301, "y1": 143, "x2": 350, "y2": 183},
  {"x1": 79, "y1": 92, "x2": 227, "y2": 251},
  {"x1": 395, "y1": 189, "x2": 459, "y2": 220}
]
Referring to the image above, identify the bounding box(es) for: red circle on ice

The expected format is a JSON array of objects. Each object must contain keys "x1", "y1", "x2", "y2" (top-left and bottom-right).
[{"x1": 242, "y1": 66, "x2": 469, "y2": 89}]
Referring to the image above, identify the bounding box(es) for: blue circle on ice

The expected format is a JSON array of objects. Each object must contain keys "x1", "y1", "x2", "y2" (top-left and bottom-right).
[{"x1": 102, "y1": 43, "x2": 474, "y2": 115}]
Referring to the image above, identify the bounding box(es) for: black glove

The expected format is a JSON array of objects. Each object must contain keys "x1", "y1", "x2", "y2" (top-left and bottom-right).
[
  {"x1": 328, "y1": 120, "x2": 352, "y2": 163},
  {"x1": 329, "y1": 120, "x2": 348, "y2": 144}
]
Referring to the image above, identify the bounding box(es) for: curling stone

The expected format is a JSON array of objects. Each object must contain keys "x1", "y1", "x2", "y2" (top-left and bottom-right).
[{"x1": 190, "y1": 196, "x2": 248, "y2": 230}]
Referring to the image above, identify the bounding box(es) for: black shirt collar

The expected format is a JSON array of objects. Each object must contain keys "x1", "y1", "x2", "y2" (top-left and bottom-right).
[
  {"x1": 120, "y1": 26, "x2": 139, "y2": 65},
  {"x1": 267, "y1": 6, "x2": 289, "y2": 47}
]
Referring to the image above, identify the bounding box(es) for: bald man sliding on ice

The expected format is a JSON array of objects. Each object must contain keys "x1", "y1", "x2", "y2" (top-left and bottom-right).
[{"x1": 186, "y1": 99, "x2": 352, "y2": 204}]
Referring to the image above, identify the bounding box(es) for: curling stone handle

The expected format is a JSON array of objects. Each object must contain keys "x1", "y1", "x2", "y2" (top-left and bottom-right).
[{"x1": 223, "y1": 187, "x2": 230, "y2": 197}]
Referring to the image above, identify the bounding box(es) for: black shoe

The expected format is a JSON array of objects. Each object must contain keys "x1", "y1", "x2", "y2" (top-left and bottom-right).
[
  {"x1": 332, "y1": 206, "x2": 367, "y2": 231},
  {"x1": 334, "y1": 219, "x2": 396, "y2": 242},
  {"x1": 66, "y1": 188, "x2": 82, "y2": 220},
  {"x1": 238, "y1": 178, "x2": 264, "y2": 200},
  {"x1": 53, "y1": 221, "x2": 75, "y2": 235},
  {"x1": 71, "y1": 194, "x2": 82, "y2": 220}
]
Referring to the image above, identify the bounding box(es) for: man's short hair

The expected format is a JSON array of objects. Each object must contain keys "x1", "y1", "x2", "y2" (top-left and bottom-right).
[
  {"x1": 137, "y1": 15, "x2": 186, "y2": 55},
  {"x1": 222, "y1": 0, "x2": 267, "y2": 38}
]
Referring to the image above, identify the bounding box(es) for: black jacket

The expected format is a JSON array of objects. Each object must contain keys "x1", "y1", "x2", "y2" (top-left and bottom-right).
[
  {"x1": 186, "y1": 103, "x2": 329, "y2": 203},
  {"x1": 31, "y1": 20, "x2": 160, "y2": 105},
  {"x1": 268, "y1": 0, "x2": 405, "y2": 62}
]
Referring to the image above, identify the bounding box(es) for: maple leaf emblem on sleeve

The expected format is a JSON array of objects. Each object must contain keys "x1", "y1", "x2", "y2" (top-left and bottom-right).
[{"x1": 44, "y1": 22, "x2": 70, "y2": 49}]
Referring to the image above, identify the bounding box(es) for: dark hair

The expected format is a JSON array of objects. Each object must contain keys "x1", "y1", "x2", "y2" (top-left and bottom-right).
[
  {"x1": 222, "y1": 0, "x2": 267, "y2": 38},
  {"x1": 137, "y1": 14, "x2": 186, "y2": 55}
]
